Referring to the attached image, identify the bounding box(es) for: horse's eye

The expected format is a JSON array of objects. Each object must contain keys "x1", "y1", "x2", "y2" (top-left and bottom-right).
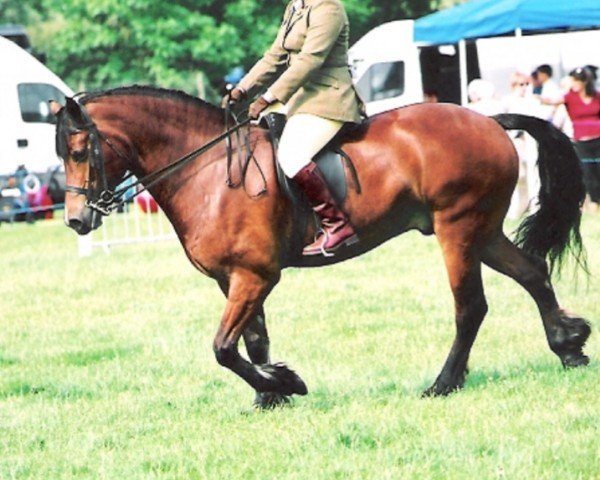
[{"x1": 71, "y1": 146, "x2": 89, "y2": 163}]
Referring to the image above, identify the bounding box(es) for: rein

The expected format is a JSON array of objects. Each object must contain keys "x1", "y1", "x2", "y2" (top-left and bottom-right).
[
  {"x1": 108, "y1": 117, "x2": 253, "y2": 212},
  {"x1": 66, "y1": 100, "x2": 259, "y2": 216}
]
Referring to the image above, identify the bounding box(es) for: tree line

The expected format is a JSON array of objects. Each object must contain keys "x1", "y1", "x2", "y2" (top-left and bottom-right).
[{"x1": 1, "y1": 0, "x2": 463, "y2": 101}]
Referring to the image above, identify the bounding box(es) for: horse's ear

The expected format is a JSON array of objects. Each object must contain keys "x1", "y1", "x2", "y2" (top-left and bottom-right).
[
  {"x1": 65, "y1": 97, "x2": 86, "y2": 127},
  {"x1": 49, "y1": 100, "x2": 64, "y2": 116}
]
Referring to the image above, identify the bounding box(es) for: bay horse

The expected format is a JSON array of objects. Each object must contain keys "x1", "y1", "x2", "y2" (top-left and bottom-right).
[{"x1": 50, "y1": 86, "x2": 591, "y2": 408}]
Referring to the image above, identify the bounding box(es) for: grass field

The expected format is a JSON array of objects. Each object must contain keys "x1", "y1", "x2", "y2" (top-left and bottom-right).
[{"x1": 1, "y1": 213, "x2": 599, "y2": 479}]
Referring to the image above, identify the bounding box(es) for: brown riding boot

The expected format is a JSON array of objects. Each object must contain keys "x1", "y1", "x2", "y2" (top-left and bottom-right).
[{"x1": 293, "y1": 162, "x2": 358, "y2": 256}]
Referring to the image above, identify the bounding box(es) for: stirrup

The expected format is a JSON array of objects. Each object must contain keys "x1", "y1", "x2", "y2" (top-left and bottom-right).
[
  {"x1": 303, "y1": 228, "x2": 358, "y2": 257},
  {"x1": 302, "y1": 228, "x2": 334, "y2": 257}
]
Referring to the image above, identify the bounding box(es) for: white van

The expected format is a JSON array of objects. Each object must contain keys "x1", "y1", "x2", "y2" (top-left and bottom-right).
[
  {"x1": 0, "y1": 35, "x2": 73, "y2": 176},
  {"x1": 349, "y1": 21, "x2": 423, "y2": 116}
]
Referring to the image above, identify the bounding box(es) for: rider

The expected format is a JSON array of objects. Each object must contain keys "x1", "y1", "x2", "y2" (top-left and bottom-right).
[{"x1": 224, "y1": 0, "x2": 363, "y2": 256}]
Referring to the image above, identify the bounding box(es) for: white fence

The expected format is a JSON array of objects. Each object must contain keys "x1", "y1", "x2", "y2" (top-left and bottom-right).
[{"x1": 78, "y1": 194, "x2": 176, "y2": 256}]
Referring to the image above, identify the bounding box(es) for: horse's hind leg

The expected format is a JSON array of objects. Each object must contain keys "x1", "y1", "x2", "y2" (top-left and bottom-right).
[
  {"x1": 424, "y1": 221, "x2": 489, "y2": 396},
  {"x1": 482, "y1": 234, "x2": 590, "y2": 367},
  {"x1": 242, "y1": 307, "x2": 291, "y2": 408}
]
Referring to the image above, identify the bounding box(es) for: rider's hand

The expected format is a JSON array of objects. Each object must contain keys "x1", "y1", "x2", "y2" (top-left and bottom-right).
[
  {"x1": 220, "y1": 87, "x2": 246, "y2": 108},
  {"x1": 248, "y1": 96, "x2": 271, "y2": 119}
]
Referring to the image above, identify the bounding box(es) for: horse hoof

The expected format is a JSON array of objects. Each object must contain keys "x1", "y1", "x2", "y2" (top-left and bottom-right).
[
  {"x1": 422, "y1": 381, "x2": 463, "y2": 398},
  {"x1": 253, "y1": 392, "x2": 291, "y2": 410},
  {"x1": 259, "y1": 362, "x2": 308, "y2": 396},
  {"x1": 561, "y1": 353, "x2": 590, "y2": 369},
  {"x1": 552, "y1": 312, "x2": 592, "y2": 352}
]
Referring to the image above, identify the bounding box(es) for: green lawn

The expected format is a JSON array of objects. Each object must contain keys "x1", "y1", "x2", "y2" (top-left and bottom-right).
[{"x1": 1, "y1": 213, "x2": 599, "y2": 479}]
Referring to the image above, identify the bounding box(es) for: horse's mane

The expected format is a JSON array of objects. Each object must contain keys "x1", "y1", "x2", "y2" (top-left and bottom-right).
[{"x1": 79, "y1": 84, "x2": 222, "y2": 116}]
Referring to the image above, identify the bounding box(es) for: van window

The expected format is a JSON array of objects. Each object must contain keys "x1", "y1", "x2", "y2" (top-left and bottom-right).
[
  {"x1": 18, "y1": 83, "x2": 67, "y2": 124},
  {"x1": 356, "y1": 61, "x2": 405, "y2": 102}
]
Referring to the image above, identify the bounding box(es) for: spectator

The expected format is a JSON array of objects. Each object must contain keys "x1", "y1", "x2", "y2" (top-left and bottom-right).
[
  {"x1": 532, "y1": 64, "x2": 563, "y2": 121},
  {"x1": 502, "y1": 72, "x2": 538, "y2": 114},
  {"x1": 466, "y1": 79, "x2": 503, "y2": 116},
  {"x1": 14, "y1": 165, "x2": 31, "y2": 210},
  {"x1": 543, "y1": 66, "x2": 600, "y2": 212}
]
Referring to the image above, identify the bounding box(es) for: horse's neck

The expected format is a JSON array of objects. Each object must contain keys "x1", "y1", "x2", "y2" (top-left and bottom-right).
[
  {"x1": 110, "y1": 100, "x2": 225, "y2": 174},
  {"x1": 104, "y1": 97, "x2": 225, "y2": 171},
  {"x1": 94, "y1": 96, "x2": 230, "y2": 218}
]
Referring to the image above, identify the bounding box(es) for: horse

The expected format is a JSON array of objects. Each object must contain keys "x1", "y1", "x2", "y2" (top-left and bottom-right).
[{"x1": 50, "y1": 86, "x2": 591, "y2": 408}]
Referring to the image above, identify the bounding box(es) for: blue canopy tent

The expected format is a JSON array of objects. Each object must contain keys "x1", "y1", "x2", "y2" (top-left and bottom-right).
[
  {"x1": 413, "y1": 0, "x2": 600, "y2": 103},
  {"x1": 414, "y1": 0, "x2": 600, "y2": 44}
]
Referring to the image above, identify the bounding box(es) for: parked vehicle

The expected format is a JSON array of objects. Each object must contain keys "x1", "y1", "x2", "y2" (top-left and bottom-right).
[
  {"x1": 349, "y1": 21, "x2": 424, "y2": 116},
  {"x1": 0, "y1": 35, "x2": 73, "y2": 188}
]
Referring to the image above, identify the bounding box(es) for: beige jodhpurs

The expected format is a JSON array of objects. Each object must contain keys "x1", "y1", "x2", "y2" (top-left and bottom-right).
[{"x1": 277, "y1": 113, "x2": 344, "y2": 178}]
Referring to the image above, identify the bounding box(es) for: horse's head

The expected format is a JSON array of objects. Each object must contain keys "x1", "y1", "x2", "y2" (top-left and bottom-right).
[{"x1": 50, "y1": 97, "x2": 128, "y2": 234}]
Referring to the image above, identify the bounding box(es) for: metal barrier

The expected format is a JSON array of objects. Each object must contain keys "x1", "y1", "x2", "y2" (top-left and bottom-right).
[{"x1": 78, "y1": 196, "x2": 176, "y2": 256}]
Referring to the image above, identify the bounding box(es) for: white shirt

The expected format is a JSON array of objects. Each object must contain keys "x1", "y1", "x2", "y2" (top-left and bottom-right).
[{"x1": 538, "y1": 79, "x2": 562, "y2": 121}]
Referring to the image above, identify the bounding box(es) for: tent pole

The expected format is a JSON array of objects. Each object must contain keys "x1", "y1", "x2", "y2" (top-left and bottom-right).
[{"x1": 459, "y1": 39, "x2": 468, "y2": 105}]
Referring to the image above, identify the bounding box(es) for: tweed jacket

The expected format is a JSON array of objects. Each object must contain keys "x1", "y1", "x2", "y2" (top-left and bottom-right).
[{"x1": 238, "y1": 0, "x2": 363, "y2": 123}]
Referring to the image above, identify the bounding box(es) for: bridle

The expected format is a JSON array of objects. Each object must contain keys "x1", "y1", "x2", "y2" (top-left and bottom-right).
[
  {"x1": 63, "y1": 100, "x2": 255, "y2": 216},
  {"x1": 63, "y1": 105, "x2": 126, "y2": 215}
]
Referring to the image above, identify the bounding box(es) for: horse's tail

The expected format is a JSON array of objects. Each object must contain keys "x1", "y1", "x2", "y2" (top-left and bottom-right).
[{"x1": 493, "y1": 113, "x2": 587, "y2": 274}]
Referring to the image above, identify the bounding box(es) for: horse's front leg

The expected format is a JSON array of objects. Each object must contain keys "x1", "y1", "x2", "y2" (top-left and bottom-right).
[
  {"x1": 213, "y1": 270, "x2": 307, "y2": 405},
  {"x1": 242, "y1": 307, "x2": 292, "y2": 408}
]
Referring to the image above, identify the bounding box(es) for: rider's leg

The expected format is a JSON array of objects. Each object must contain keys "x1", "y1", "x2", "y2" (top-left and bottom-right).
[{"x1": 278, "y1": 114, "x2": 358, "y2": 256}]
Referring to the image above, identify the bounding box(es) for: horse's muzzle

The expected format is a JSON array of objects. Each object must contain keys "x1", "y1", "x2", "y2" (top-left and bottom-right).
[
  {"x1": 67, "y1": 218, "x2": 91, "y2": 235},
  {"x1": 65, "y1": 207, "x2": 102, "y2": 235}
]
